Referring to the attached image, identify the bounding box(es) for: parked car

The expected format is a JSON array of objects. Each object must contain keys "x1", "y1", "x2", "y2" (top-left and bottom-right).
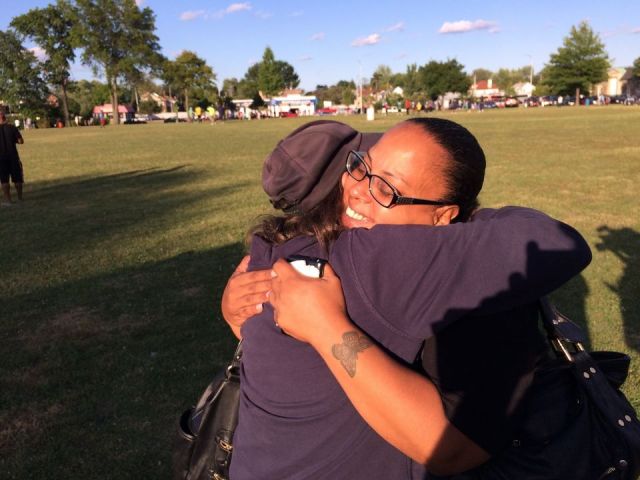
[
  {"x1": 279, "y1": 110, "x2": 299, "y2": 118},
  {"x1": 505, "y1": 97, "x2": 519, "y2": 108},
  {"x1": 522, "y1": 96, "x2": 540, "y2": 107},
  {"x1": 316, "y1": 107, "x2": 337, "y2": 116},
  {"x1": 540, "y1": 95, "x2": 557, "y2": 107}
]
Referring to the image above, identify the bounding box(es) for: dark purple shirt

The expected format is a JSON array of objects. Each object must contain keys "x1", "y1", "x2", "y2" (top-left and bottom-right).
[{"x1": 231, "y1": 207, "x2": 591, "y2": 479}]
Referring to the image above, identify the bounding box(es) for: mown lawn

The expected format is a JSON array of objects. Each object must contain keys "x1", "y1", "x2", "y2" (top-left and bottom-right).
[{"x1": 1, "y1": 106, "x2": 639, "y2": 478}]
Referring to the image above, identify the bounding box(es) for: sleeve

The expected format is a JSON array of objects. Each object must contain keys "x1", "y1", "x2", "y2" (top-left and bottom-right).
[
  {"x1": 13, "y1": 126, "x2": 23, "y2": 143},
  {"x1": 329, "y1": 207, "x2": 592, "y2": 339}
]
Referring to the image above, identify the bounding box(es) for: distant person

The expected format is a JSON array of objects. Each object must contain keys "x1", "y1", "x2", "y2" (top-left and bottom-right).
[{"x1": 0, "y1": 111, "x2": 25, "y2": 206}]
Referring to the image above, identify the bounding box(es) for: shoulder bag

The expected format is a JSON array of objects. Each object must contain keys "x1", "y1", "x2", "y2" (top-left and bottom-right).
[
  {"x1": 451, "y1": 298, "x2": 640, "y2": 479},
  {"x1": 172, "y1": 341, "x2": 242, "y2": 480}
]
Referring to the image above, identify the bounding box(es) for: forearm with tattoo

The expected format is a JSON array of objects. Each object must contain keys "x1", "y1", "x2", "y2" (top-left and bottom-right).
[{"x1": 331, "y1": 331, "x2": 372, "y2": 378}]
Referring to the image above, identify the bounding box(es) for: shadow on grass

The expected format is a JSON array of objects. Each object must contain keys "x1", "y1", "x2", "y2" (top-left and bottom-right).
[
  {"x1": 0, "y1": 243, "x2": 245, "y2": 480},
  {"x1": 0, "y1": 166, "x2": 248, "y2": 279},
  {"x1": 596, "y1": 226, "x2": 640, "y2": 353},
  {"x1": 550, "y1": 273, "x2": 591, "y2": 348},
  {"x1": 0, "y1": 165, "x2": 254, "y2": 479}
]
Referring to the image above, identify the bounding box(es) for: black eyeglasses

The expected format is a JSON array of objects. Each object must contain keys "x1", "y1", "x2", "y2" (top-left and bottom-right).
[{"x1": 346, "y1": 151, "x2": 449, "y2": 208}]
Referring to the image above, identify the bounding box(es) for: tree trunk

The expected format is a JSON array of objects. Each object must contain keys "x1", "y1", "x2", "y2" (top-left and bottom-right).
[
  {"x1": 61, "y1": 78, "x2": 71, "y2": 127},
  {"x1": 134, "y1": 87, "x2": 139, "y2": 112},
  {"x1": 575, "y1": 87, "x2": 580, "y2": 107},
  {"x1": 111, "y1": 76, "x2": 120, "y2": 125},
  {"x1": 184, "y1": 89, "x2": 190, "y2": 122}
]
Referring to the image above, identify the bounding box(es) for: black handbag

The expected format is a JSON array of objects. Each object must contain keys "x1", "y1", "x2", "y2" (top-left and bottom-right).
[
  {"x1": 450, "y1": 299, "x2": 640, "y2": 480},
  {"x1": 172, "y1": 341, "x2": 242, "y2": 480}
]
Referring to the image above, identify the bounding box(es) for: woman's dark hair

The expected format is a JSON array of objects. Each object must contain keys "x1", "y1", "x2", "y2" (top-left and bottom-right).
[
  {"x1": 247, "y1": 182, "x2": 344, "y2": 252},
  {"x1": 406, "y1": 118, "x2": 486, "y2": 222}
]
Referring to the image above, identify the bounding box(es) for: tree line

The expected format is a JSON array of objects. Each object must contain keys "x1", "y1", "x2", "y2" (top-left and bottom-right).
[
  {"x1": 0, "y1": 0, "x2": 301, "y2": 125},
  {"x1": 1, "y1": 0, "x2": 637, "y2": 127}
]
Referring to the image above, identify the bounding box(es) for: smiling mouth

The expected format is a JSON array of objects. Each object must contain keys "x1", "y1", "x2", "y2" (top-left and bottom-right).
[{"x1": 345, "y1": 206, "x2": 367, "y2": 221}]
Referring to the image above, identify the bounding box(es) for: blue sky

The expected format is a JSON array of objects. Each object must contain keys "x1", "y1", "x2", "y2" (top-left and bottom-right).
[{"x1": 2, "y1": 0, "x2": 639, "y2": 92}]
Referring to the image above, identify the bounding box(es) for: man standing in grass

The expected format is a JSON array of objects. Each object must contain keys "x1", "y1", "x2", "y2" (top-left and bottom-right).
[{"x1": 0, "y1": 111, "x2": 25, "y2": 206}]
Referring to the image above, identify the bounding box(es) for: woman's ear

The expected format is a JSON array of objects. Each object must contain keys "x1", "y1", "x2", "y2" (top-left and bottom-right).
[{"x1": 433, "y1": 205, "x2": 459, "y2": 226}]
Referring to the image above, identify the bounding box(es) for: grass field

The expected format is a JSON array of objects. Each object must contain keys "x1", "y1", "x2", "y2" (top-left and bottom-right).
[{"x1": 1, "y1": 106, "x2": 639, "y2": 478}]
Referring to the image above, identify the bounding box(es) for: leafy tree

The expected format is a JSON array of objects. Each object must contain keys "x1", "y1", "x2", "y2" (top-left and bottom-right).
[
  {"x1": 250, "y1": 92, "x2": 266, "y2": 110},
  {"x1": 472, "y1": 68, "x2": 493, "y2": 82},
  {"x1": 311, "y1": 80, "x2": 356, "y2": 106},
  {"x1": 389, "y1": 72, "x2": 405, "y2": 89},
  {"x1": 11, "y1": 0, "x2": 77, "y2": 126},
  {"x1": 138, "y1": 99, "x2": 160, "y2": 114},
  {"x1": 371, "y1": 65, "x2": 393, "y2": 92},
  {"x1": 0, "y1": 29, "x2": 49, "y2": 116},
  {"x1": 74, "y1": 0, "x2": 162, "y2": 124},
  {"x1": 240, "y1": 47, "x2": 300, "y2": 98},
  {"x1": 275, "y1": 60, "x2": 300, "y2": 90},
  {"x1": 542, "y1": 21, "x2": 610, "y2": 101},
  {"x1": 222, "y1": 78, "x2": 240, "y2": 98},
  {"x1": 163, "y1": 51, "x2": 217, "y2": 119},
  {"x1": 632, "y1": 57, "x2": 640, "y2": 78},
  {"x1": 418, "y1": 59, "x2": 471, "y2": 100},
  {"x1": 238, "y1": 63, "x2": 260, "y2": 98},
  {"x1": 401, "y1": 63, "x2": 421, "y2": 98},
  {"x1": 67, "y1": 79, "x2": 111, "y2": 118},
  {"x1": 257, "y1": 47, "x2": 283, "y2": 96},
  {"x1": 492, "y1": 67, "x2": 530, "y2": 94}
]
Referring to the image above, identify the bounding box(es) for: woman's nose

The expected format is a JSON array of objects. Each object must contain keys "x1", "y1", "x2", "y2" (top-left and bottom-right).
[{"x1": 345, "y1": 175, "x2": 373, "y2": 203}]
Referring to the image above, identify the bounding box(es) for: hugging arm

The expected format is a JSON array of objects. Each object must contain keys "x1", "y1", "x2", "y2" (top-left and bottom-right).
[
  {"x1": 331, "y1": 207, "x2": 592, "y2": 338},
  {"x1": 269, "y1": 260, "x2": 490, "y2": 475},
  {"x1": 220, "y1": 256, "x2": 272, "y2": 339}
]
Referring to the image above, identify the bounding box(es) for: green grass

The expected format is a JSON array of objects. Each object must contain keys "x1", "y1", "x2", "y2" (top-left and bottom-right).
[{"x1": 1, "y1": 106, "x2": 639, "y2": 478}]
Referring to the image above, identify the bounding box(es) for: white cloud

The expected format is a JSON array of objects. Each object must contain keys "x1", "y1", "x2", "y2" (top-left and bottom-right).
[
  {"x1": 385, "y1": 22, "x2": 405, "y2": 32},
  {"x1": 351, "y1": 33, "x2": 381, "y2": 47},
  {"x1": 290, "y1": 11, "x2": 304, "y2": 17},
  {"x1": 438, "y1": 19, "x2": 498, "y2": 34},
  {"x1": 253, "y1": 10, "x2": 272, "y2": 19},
  {"x1": 180, "y1": 10, "x2": 205, "y2": 21},
  {"x1": 135, "y1": 0, "x2": 144, "y2": 6},
  {"x1": 299, "y1": 55, "x2": 313, "y2": 62},
  {"x1": 226, "y1": 3, "x2": 251, "y2": 14},
  {"x1": 632, "y1": 27, "x2": 640, "y2": 33},
  {"x1": 310, "y1": 32, "x2": 325, "y2": 41},
  {"x1": 29, "y1": 46, "x2": 48, "y2": 61},
  {"x1": 211, "y1": 3, "x2": 252, "y2": 19}
]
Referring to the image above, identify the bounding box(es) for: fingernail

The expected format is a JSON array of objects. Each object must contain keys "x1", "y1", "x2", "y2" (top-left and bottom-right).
[
  {"x1": 270, "y1": 270, "x2": 277, "y2": 278},
  {"x1": 266, "y1": 290, "x2": 272, "y2": 298},
  {"x1": 256, "y1": 303, "x2": 263, "y2": 312}
]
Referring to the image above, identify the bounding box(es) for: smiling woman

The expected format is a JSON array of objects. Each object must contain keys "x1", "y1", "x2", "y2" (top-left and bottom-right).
[{"x1": 220, "y1": 118, "x2": 592, "y2": 479}]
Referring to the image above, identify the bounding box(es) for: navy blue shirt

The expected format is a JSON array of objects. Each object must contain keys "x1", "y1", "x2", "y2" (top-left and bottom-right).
[{"x1": 231, "y1": 207, "x2": 591, "y2": 479}]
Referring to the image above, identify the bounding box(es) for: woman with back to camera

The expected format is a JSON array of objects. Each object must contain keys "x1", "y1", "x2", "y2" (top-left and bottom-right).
[{"x1": 222, "y1": 119, "x2": 591, "y2": 478}]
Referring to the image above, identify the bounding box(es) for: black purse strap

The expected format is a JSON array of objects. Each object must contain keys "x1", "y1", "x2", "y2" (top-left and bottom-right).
[
  {"x1": 192, "y1": 341, "x2": 242, "y2": 414},
  {"x1": 231, "y1": 340, "x2": 243, "y2": 368},
  {"x1": 538, "y1": 297, "x2": 640, "y2": 476},
  {"x1": 538, "y1": 297, "x2": 587, "y2": 362}
]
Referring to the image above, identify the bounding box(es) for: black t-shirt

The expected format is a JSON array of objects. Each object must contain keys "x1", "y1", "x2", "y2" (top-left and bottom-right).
[
  {"x1": 0, "y1": 124, "x2": 22, "y2": 160},
  {"x1": 420, "y1": 303, "x2": 548, "y2": 454}
]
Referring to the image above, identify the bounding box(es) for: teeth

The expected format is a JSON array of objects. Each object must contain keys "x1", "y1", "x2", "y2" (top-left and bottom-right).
[{"x1": 346, "y1": 206, "x2": 366, "y2": 221}]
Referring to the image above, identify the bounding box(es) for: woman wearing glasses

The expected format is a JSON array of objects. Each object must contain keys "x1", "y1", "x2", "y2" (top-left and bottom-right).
[{"x1": 223, "y1": 119, "x2": 591, "y2": 479}]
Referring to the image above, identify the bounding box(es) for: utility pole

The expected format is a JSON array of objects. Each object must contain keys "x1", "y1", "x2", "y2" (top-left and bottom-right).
[{"x1": 358, "y1": 60, "x2": 363, "y2": 114}]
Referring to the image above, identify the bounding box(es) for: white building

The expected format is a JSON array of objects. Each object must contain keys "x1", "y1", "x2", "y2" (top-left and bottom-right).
[
  {"x1": 469, "y1": 79, "x2": 502, "y2": 98},
  {"x1": 513, "y1": 82, "x2": 536, "y2": 97},
  {"x1": 268, "y1": 94, "x2": 317, "y2": 116}
]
